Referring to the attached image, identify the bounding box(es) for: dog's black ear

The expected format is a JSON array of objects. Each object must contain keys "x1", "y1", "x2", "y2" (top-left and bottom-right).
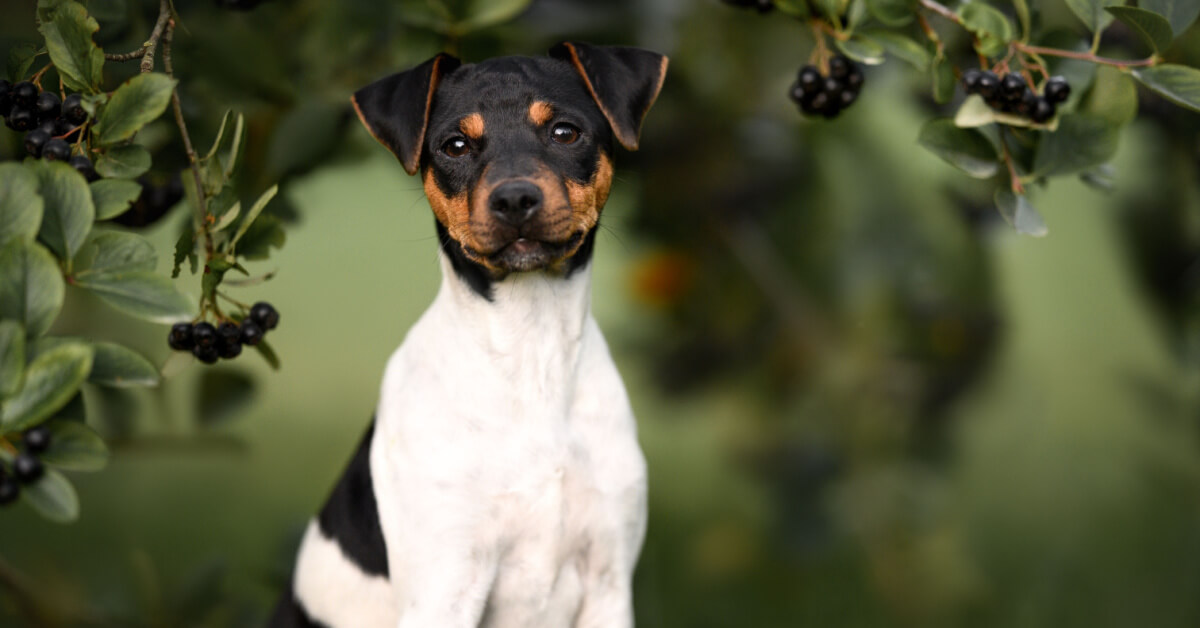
[
  {"x1": 352, "y1": 53, "x2": 462, "y2": 175},
  {"x1": 549, "y1": 42, "x2": 668, "y2": 151}
]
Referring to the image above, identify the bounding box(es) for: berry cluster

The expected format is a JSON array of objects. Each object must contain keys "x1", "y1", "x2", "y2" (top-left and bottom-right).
[
  {"x1": 168, "y1": 302, "x2": 279, "y2": 364},
  {"x1": 0, "y1": 79, "x2": 95, "y2": 180},
  {"x1": 722, "y1": 0, "x2": 775, "y2": 13},
  {"x1": 0, "y1": 426, "x2": 52, "y2": 507},
  {"x1": 962, "y1": 70, "x2": 1070, "y2": 124},
  {"x1": 113, "y1": 174, "x2": 185, "y2": 228},
  {"x1": 790, "y1": 56, "x2": 864, "y2": 119}
]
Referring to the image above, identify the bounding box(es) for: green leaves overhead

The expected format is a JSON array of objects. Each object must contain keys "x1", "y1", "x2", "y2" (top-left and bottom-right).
[
  {"x1": 1033, "y1": 114, "x2": 1121, "y2": 177},
  {"x1": 0, "y1": 321, "x2": 25, "y2": 398},
  {"x1": 36, "y1": 161, "x2": 94, "y2": 262},
  {"x1": 1140, "y1": 0, "x2": 1200, "y2": 36},
  {"x1": 89, "y1": 342, "x2": 160, "y2": 388},
  {"x1": 37, "y1": 0, "x2": 104, "y2": 93},
  {"x1": 864, "y1": 30, "x2": 931, "y2": 70},
  {"x1": 74, "y1": 271, "x2": 193, "y2": 323},
  {"x1": 1105, "y1": 7, "x2": 1174, "y2": 54},
  {"x1": 956, "y1": 2, "x2": 1014, "y2": 57},
  {"x1": 835, "y1": 37, "x2": 886, "y2": 65},
  {"x1": 866, "y1": 0, "x2": 913, "y2": 26},
  {"x1": 0, "y1": 163, "x2": 43, "y2": 247},
  {"x1": 918, "y1": 119, "x2": 1000, "y2": 178},
  {"x1": 1132, "y1": 65, "x2": 1200, "y2": 112},
  {"x1": 0, "y1": 240, "x2": 64, "y2": 338},
  {"x1": 22, "y1": 468, "x2": 80, "y2": 523},
  {"x1": 230, "y1": 185, "x2": 279, "y2": 253},
  {"x1": 1064, "y1": 0, "x2": 1125, "y2": 33},
  {"x1": 39, "y1": 420, "x2": 109, "y2": 471},
  {"x1": 994, "y1": 189, "x2": 1048, "y2": 237},
  {"x1": 93, "y1": 73, "x2": 178, "y2": 145},
  {"x1": 90, "y1": 179, "x2": 144, "y2": 221},
  {"x1": 0, "y1": 341, "x2": 93, "y2": 433},
  {"x1": 7, "y1": 43, "x2": 40, "y2": 83},
  {"x1": 94, "y1": 145, "x2": 152, "y2": 179},
  {"x1": 1082, "y1": 66, "x2": 1138, "y2": 126},
  {"x1": 77, "y1": 231, "x2": 157, "y2": 276},
  {"x1": 931, "y1": 53, "x2": 956, "y2": 104}
]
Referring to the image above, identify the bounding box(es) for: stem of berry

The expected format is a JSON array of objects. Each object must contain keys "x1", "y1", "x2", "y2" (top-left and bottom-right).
[
  {"x1": 162, "y1": 20, "x2": 214, "y2": 259},
  {"x1": 999, "y1": 130, "x2": 1025, "y2": 195},
  {"x1": 29, "y1": 63, "x2": 52, "y2": 89},
  {"x1": 1013, "y1": 43, "x2": 1157, "y2": 68},
  {"x1": 138, "y1": 0, "x2": 173, "y2": 75},
  {"x1": 917, "y1": 0, "x2": 962, "y2": 25},
  {"x1": 810, "y1": 21, "x2": 831, "y2": 74}
]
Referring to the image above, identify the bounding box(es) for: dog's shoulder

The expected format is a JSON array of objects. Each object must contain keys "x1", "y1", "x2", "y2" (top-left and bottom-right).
[{"x1": 315, "y1": 420, "x2": 389, "y2": 576}]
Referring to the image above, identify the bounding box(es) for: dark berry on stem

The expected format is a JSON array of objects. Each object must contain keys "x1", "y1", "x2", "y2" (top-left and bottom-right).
[
  {"x1": 250, "y1": 302, "x2": 279, "y2": 330},
  {"x1": 962, "y1": 68, "x2": 983, "y2": 93},
  {"x1": 62, "y1": 93, "x2": 88, "y2": 125},
  {"x1": 754, "y1": 0, "x2": 774, "y2": 13},
  {"x1": 42, "y1": 138, "x2": 71, "y2": 161},
  {"x1": 38, "y1": 119, "x2": 57, "y2": 135},
  {"x1": 839, "y1": 89, "x2": 858, "y2": 107},
  {"x1": 35, "y1": 91, "x2": 60, "y2": 121},
  {"x1": 217, "y1": 322, "x2": 241, "y2": 349},
  {"x1": 976, "y1": 71, "x2": 1000, "y2": 100},
  {"x1": 193, "y1": 322, "x2": 217, "y2": 348},
  {"x1": 13, "y1": 453, "x2": 43, "y2": 484},
  {"x1": 23, "y1": 426, "x2": 51, "y2": 454},
  {"x1": 192, "y1": 344, "x2": 220, "y2": 364},
  {"x1": 218, "y1": 337, "x2": 242, "y2": 359},
  {"x1": 0, "y1": 79, "x2": 11, "y2": 112},
  {"x1": 12, "y1": 81, "x2": 37, "y2": 108},
  {"x1": 1016, "y1": 88, "x2": 1038, "y2": 116},
  {"x1": 8, "y1": 108, "x2": 35, "y2": 132},
  {"x1": 828, "y1": 55, "x2": 850, "y2": 79},
  {"x1": 846, "y1": 65, "x2": 864, "y2": 91},
  {"x1": 790, "y1": 83, "x2": 807, "y2": 104},
  {"x1": 1000, "y1": 72, "x2": 1027, "y2": 102},
  {"x1": 69, "y1": 155, "x2": 97, "y2": 181},
  {"x1": 0, "y1": 474, "x2": 18, "y2": 505},
  {"x1": 1030, "y1": 97, "x2": 1056, "y2": 123},
  {"x1": 1044, "y1": 76, "x2": 1070, "y2": 104},
  {"x1": 24, "y1": 129, "x2": 50, "y2": 158},
  {"x1": 168, "y1": 322, "x2": 195, "y2": 350},
  {"x1": 240, "y1": 320, "x2": 264, "y2": 346},
  {"x1": 798, "y1": 66, "x2": 821, "y2": 90}
]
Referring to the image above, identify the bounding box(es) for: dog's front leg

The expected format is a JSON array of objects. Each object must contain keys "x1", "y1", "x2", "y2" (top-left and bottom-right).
[{"x1": 392, "y1": 550, "x2": 497, "y2": 628}]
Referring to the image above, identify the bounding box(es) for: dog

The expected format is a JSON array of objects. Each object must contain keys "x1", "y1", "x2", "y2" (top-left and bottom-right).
[{"x1": 268, "y1": 42, "x2": 668, "y2": 628}]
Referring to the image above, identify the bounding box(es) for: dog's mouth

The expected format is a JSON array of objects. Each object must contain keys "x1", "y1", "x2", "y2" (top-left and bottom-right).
[{"x1": 478, "y1": 231, "x2": 584, "y2": 273}]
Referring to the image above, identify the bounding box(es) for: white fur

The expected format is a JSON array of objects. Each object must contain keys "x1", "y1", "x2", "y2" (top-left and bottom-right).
[
  {"x1": 293, "y1": 521, "x2": 398, "y2": 625},
  {"x1": 295, "y1": 251, "x2": 646, "y2": 627}
]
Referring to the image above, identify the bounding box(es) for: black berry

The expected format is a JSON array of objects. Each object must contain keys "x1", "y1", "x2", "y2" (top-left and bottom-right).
[
  {"x1": 70, "y1": 155, "x2": 97, "y2": 181},
  {"x1": 1030, "y1": 97, "x2": 1056, "y2": 123},
  {"x1": 192, "y1": 344, "x2": 220, "y2": 364},
  {"x1": 62, "y1": 93, "x2": 88, "y2": 125},
  {"x1": 1000, "y1": 72, "x2": 1026, "y2": 102},
  {"x1": 1016, "y1": 87, "x2": 1038, "y2": 117},
  {"x1": 12, "y1": 453, "x2": 43, "y2": 484},
  {"x1": 0, "y1": 473, "x2": 18, "y2": 505},
  {"x1": 828, "y1": 56, "x2": 850, "y2": 79},
  {"x1": 23, "y1": 426, "x2": 51, "y2": 454},
  {"x1": 976, "y1": 71, "x2": 1000, "y2": 100},
  {"x1": 239, "y1": 320, "x2": 264, "y2": 346},
  {"x1": 798, "y1": 66, "x2": 821, "y2": 90},
  {"x1": 193, "y1": 322, "x2": 218, "y2": 348},
  {"x1": 35, "y1": 91, "x2": 61, "y2": 122},
  {"x1": 1044, "y1": 76, "x2": 1070, "y2": 104},
  {"x1": 7, "y1": 107, "x2": 35, "y2": 132},
  {"x1": 845, "y1": 65, "x2": 864, "y2": 91},
  {"x1": 250, "y1": 302, "x2": 279, "y2": 330},
  {"x1": 37, "y1": 118, "x2": 57, "y2": 135},
  {"x1": 217, "y1": 323, "x2": 242, "y2": 359},
  {"x1": 12, "y1": 81, "x2": 37, "y2": 108},
  {"x1": 42, "y1": 138, "x2": 71, "y2": 161},
  {"x1": 962, "y1": 68, "x2": 983, "y2": 93},
  {"x1": 168, "y1": 322, "x2": 195, "y2": 350},
  {"x1": 0, "y1": 79, "x2": 11, "y2": 115},
  {"x1": 24, "y1": 129, "x2": 50, "y2": 158}
]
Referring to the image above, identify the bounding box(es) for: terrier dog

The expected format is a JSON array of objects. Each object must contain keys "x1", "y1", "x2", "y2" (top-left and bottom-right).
[{"x1": 269, "y1": 42, "x2": 667, "y2": 627}]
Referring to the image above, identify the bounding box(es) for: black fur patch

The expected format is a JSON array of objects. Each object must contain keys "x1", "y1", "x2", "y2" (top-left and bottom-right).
[
  {"x1": 267, "y1": 592, "x2": 330, "y2": 628},
  {"x1": 436, "y1": 219, "x2": 495, "y2": 301},
  {"x1": 316, "y1": 421, "x2": 389, "y2": 577}
]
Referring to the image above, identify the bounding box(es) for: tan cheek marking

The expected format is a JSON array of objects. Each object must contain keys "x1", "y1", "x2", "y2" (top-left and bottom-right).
[
  {"x1": 528, "y1": 101, "x2": 554, "y2": 126},
  {"x1": 459, "y1": 113, "x2": 485, "y2": 140},
  {"x1": 423, "y1": 170, "x2": 473, "y2": 248},
  {"x1": 564, "y1": 152, "x2": 614, "y2": 231}
]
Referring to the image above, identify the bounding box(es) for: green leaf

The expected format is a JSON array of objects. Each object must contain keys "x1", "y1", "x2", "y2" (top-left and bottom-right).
[
  {"x1": 7, "y1": 43, "x2": 40, "y2": 83},
  {"x1": 39, "y1": 419, "x2": 108, "y2": 471},
  {"x1": 863, "y1": 30, "x2": 931, "y2": 70},
  {"x1": 815, "y1": 0, "x2": 851, "y2": 21},
  {"x1": 994, "y1": 189, "x2": 1049, "y2": 237},
  {"x1": 774, "y1": 0, "x2": 812, "y2": 17},
  {"x1": 0, "y1": 342, "x2": 92, "y2": 433},
  {"x1": 1064, "y1": 0, "x2": 1124, "y2": 32},
  {"x1": 0, "y1": 321, "x2": 25, "y2": 398},
  {"x1": 38, "y1": 0, "x2": 104, "y2": 93},
  {"x1": 457, "y1": 0, "x2": 533, "y2": 30},
  {"x1": 1105, "y1": 7, "x2": 1174, "y2": 53},
  {"x1": 834, "y1": 37, "x2": 886, "y2": 65},
  {"x1": 931, "y1": 54, "x2": 956, "y2": 104},
  {"x1": 1012, "y1": 0, "x2": 1031, "y2": 39},
  {"x1": 90, "y1": 179, "x2": 143, "y2": 221},
  {"x1": 1139, "y1": 0, "x2": 1200, "y2": 36},
  {"x1": 74, "y1": 271, "x2": 194, "y2": 323},
  {"x1": 1034, "y1": 114, "x2": 1121, "y2": 176},
  {"x1": 918, "y1": 119, "x2": 1000, "y2": 178},
  {"x1": 36, "y1": 161, "x2": 94, "y2": 262},
  {"x1": 865, "y1": 0, "x2": 913, "y2": 25},
  {"x1": 197, "y1": 369, "x2": 256, "y2": 425},
  {"x1": 1132, "y1": 64, "x2": 1200, "y2": 112},
  {"x1": 1081, "y1": 66, "x2": 1138, "y2": 125},
  {"x1": 77, "y1": 231, "x2": 157, "y2": 276},
  {"x1": 89, "y1": 341, "x2": 159, "y2": 388},
  {"x1": 49, "y1": 391, "x2": 85, "y2": 423},
  {"x1": 957, "y1": 2, "x2": 1015, "y2": 57},
  {"x1": 93, "y1": 73, "x2": 178, "y2": 146},
  {"x1": 231, "y1": 214, "x2": 285, "y2": 261},
  {"x1": 0, "y1": 163, "x2": 44, "y2": 247},
  {"x1": 954, "y1": 94, "x2": 1060, "y2": 129},
  {"x1": 1080, "y1": 163, "x2": 1116, "y2": 191},
  {"x1": 255, "y1": 339, "x2": 280, "y2": 371},
  {"x1": 172, "y1": 224, "x2": 196, "y2": 279},
  {"x1": 230, "y1": 185, "x2": 279, "y2": 253},
  {"x1": 94, "y1": 144, "x2": 152, "y2": 179},
  {"x1": 0, "y1": 240, "x2": 64, "y2": 338},
  {"x1": 22, "y1": 468, "x2": 80, "y2": 523}
]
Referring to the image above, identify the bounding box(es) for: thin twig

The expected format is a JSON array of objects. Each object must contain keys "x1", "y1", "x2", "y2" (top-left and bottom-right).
[
  {"x1": 998, "y1": 129, "x2": 1025, "y2": 195},
  {"x1": 1014, "y1": 42, "x2": 1157, "y2": 68},
  {"x1": 918, "y1": 0, "x2": 962, "y2": 25},
  {"x1": 104, "y1": 48, "x2": 146, "y2": 61},
  {"x1": 139, "y1": 0, "x2": 172, "y2": 74},
  {"x1": 163, "y1": 19, "x2": 214, "y2": 258}
]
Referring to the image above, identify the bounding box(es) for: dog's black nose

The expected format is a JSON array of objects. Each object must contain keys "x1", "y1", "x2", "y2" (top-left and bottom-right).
[{"x1": 489, "y1": 181, "x2": 543, "y2": 225}]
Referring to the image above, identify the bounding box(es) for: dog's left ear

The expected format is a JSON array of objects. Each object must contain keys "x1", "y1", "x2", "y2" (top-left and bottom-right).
[
  {"x1": 352, "y1": 53, "x2": 462, "y2": 175},
  {"x1": 550, "y1": 42, "x2": 668, "y2": 151}
]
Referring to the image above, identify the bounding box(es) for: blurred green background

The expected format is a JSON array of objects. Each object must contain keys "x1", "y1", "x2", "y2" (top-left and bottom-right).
[{"x1": 3, "y1": 0, "x2": 1200, "y2": 626}]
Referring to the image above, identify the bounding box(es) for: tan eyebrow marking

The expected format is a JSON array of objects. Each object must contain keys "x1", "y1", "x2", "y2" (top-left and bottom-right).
[
  {"x1": 528, "y1": 101, "x2": 554, "y2": 126},
  {"x1": 459, "y1": 113, "x2": 485, "y2": 139}
]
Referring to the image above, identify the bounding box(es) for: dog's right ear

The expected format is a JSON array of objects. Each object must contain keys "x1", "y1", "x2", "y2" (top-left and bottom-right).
[{"x1": 352, "y1": 54, "x2": 462, "y2": 176}]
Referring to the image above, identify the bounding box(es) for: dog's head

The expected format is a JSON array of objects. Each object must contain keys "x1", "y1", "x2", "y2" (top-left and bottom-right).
[{"x1": 352, "y1": 43, "x2": 667, "y2": 276}]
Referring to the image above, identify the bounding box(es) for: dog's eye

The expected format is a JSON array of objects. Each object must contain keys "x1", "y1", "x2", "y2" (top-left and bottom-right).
[
  {"x1": 550, "y1": 123, "x2": 581, "y2": 145},
  {"x1": 442, "y1": 137, "x2": 471, "y2": 158}
]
